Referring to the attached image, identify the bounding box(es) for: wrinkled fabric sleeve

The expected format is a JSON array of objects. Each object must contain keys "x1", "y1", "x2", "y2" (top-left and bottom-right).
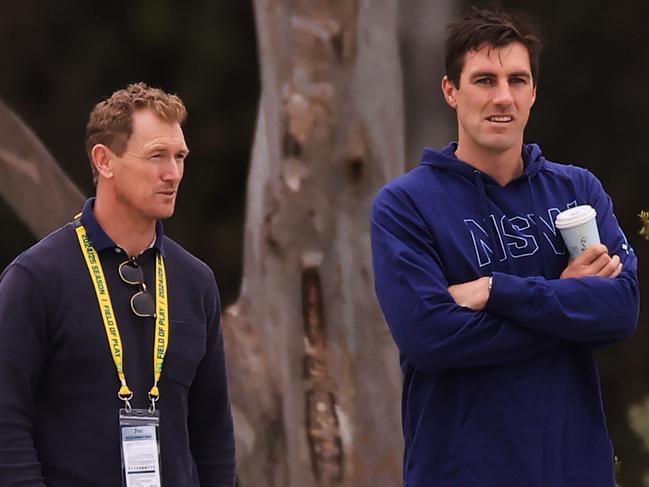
[
  {"x1": 371, "y1": 186, "x2": 559, "y2": 373},
  {"x1": 486, "y1": 171, "x2": 639, "y2": 346},
  {"x1": 187, "y1": 280, "x2": 236, "y2": 487},
  {"x1": 0, "y1": 264, "x2": 48, "y2": 486}
]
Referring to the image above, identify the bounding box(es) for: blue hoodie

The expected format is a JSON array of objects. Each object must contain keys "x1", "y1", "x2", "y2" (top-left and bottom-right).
[{"x1": 370, "y1": 143, "x2": 639, "y2": 487}]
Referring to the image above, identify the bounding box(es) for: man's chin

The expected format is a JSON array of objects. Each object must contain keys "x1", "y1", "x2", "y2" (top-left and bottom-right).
[
  {"x1": 158, "y1": 209, "x2": 176, "y2": 220},
  {"x1": 479, "y1": 136, "x2": 520, "y2": 154},
  {"x1": 148, "y1": 204, "x2": 176, "y2": 221}
]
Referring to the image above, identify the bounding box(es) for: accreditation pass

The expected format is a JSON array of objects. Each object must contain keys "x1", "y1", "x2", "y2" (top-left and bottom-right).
[{"x1": 121, "y1": 420, "x2": 162, "y2": 487}]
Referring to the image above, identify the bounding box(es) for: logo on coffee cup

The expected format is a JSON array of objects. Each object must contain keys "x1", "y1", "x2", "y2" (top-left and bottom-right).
[{"x1": 555, "y1": 205, "x2": 600, "y2": 259}]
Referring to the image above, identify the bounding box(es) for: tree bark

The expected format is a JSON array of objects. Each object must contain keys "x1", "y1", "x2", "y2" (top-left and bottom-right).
[
  {"x1": 0, "y1": 99, "x2": 85, "y2": 238},
  {"x1": 223, "y1": 1, "x2": 404, "y2": 485}
]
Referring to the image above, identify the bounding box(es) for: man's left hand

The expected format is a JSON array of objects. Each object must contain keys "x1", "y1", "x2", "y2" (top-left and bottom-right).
[{"x1": 448, "y1": 277, "x2": 490, "y2": 311}]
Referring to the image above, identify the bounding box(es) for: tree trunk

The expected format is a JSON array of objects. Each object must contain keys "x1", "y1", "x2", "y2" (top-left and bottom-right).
[
  {"x1": 399, "y1": 0, "x2": 456, "y2": 169},
  {"x1": 0, "y1": 99, "x2": 85, "y2": 238},
  {"x1": 222, "y1": 1, "x2": 404, "y2": 485}
]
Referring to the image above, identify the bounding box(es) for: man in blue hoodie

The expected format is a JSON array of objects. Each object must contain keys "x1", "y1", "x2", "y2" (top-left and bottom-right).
[
  {"x1": 0, "y1": 83, "x2": 235, "y2": 486},
  {"x1": 371, "y1": 7, "x2": 639, "y2": 487}
]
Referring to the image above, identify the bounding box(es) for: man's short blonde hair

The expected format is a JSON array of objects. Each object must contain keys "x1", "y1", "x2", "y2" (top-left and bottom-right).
[{"x1": 85, "y1": 82, "x2": 187, "y2": 184}]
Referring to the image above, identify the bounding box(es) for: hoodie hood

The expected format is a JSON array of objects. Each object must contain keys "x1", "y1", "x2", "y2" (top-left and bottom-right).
[{"x1": 420, "y1": 142, "x2": 545, "y2": 184}]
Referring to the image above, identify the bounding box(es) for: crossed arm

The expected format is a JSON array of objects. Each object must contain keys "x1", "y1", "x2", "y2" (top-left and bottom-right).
[
  {"x1": 448, "y1": 244, "x2": 623, "y2": 311},
  {"x1": 371, "y1": 181, "x2": 639, "y2": 372}
]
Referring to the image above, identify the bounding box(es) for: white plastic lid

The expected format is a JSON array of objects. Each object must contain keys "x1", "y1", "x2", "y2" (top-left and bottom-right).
[{"x1": 555, "y1": 205, "x2": 597, "y2": 230}]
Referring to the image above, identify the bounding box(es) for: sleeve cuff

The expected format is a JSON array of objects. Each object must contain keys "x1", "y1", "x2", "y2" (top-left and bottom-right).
[{"x1": 484, "y1": 271, "x2": 532, "y2": 319}]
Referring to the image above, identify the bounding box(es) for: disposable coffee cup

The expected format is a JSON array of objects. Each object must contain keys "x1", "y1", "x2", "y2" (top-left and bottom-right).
[{"x1": 555, "y1": 205, "x2": 600, "y2": 259}]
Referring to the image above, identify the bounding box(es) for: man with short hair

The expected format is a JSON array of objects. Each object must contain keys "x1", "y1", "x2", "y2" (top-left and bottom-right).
[
  {"x1": 371, "y1": 7, "x2": 638, "y2": 486},
  {"x1": 0, "y1": 83, "x2": 236, "y2": 486}
]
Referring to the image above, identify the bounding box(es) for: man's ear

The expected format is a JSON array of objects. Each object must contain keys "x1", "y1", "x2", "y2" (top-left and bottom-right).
[
  {"x1": 91, "y1": 144, "x2": 114, "y2": 180},
  {"x1": 441, "y1": 76, "x2": 458, "y2": 109},
  {"x1": 531, "y1": 84, "x2": 537, "y2": 107}
]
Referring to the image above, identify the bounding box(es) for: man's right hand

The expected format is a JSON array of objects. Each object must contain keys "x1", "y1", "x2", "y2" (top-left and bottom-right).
[{"x1": 560, "y1": 244, "x2": 622, "y2": 279}]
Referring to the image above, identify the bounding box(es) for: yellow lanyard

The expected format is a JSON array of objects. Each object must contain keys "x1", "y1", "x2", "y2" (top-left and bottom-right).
[{"x1": 75, "y1": 224, "x2": 169, "y2": 411}]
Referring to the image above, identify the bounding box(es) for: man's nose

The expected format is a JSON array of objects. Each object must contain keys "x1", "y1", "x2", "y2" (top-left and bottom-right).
[
  {"x1": 492, "y1": 81, "x2": 514, "y2": 105},
  {"x1": 162, "y1": 157, "x2": 183, "y2": 182}
]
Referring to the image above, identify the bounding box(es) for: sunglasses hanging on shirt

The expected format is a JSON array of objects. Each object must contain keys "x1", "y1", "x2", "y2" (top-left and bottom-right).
[{"x1": 118, "y1": 258, "x2": 156, "y2": 318}]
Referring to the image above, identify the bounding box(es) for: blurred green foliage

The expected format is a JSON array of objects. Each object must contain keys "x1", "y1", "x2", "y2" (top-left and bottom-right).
[
  {"x1": 628, "y1": 397, "x2": 649, "y2": 485},
  {"x1": 639, "y1": 211, "x2": 649, "y2": 240}
]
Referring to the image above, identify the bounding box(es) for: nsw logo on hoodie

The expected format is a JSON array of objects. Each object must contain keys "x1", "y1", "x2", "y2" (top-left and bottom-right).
[{"x1": 463, "y1": 203, "x2": 576, "y2": 267}]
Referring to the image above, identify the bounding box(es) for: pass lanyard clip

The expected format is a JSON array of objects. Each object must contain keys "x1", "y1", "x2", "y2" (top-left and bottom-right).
[{"x1": 75, "y1": 223, "x2": 169, "y2": 412}]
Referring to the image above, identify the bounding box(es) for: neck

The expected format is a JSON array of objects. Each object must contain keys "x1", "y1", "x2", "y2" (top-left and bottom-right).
[
  {"x1": 93, "y1": 189, "x2": 156, "y2": 257},
  {"x1": 455, "y1": 142, "x2": 524, "y2": 186}
]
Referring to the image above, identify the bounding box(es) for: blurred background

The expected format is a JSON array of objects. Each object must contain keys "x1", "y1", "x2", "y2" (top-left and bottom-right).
[
  {"x1": 0, "y1": 0, "x2": 647, "y2": 484},
  {"x1": 0, "y1": 0, "x2": 259, "y2": 305}
]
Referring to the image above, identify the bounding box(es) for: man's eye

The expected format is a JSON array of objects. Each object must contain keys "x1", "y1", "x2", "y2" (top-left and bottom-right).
[
  {"x1": 150, "y1": 153, "x2": 163, "y2": 159},
  {"x1": 510, "y1": 77, "x2": 527, "y2": 85},
  {"x1": 475, "y1": 78, "x2": 493, "y2": 85}
]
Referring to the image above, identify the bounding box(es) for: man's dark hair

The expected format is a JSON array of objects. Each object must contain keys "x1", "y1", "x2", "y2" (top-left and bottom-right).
[{"x1": 444, "y1": 6, "x2": 543, "y2": 87}]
